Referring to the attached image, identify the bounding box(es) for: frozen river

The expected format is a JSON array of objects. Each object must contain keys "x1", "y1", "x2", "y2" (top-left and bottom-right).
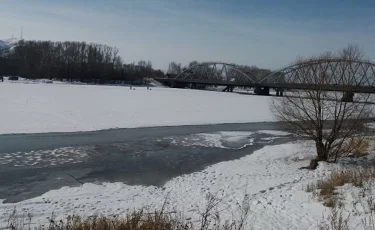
[{"x1": 0, "y1": 122, "x2": 293, "y2": 203}]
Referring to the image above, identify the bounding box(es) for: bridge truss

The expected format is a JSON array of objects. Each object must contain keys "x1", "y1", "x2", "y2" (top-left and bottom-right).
[
  {"x1": 260, "y1": 58, "x2": 375, "y2": 88},
  {"x1": 175, "y1": 62, "x2": 259, "y2": 84},
  {"x1": 156, "y1": 59, "x2": 375, "y2": 95}
]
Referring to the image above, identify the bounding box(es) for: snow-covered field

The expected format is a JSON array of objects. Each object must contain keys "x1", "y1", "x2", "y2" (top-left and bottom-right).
[
  {"x1": 1, "y1": 80, "x2": 374, "y2": 229},
  {"x1": 0, "y1": 80, "x2": 274, "y2": 134},
  {"x1": 1, "y1": 139, "x2": 372, "y2": 229}
]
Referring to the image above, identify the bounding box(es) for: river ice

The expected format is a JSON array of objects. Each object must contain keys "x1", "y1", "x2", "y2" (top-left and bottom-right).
[{"x1": 0, "y1": 80, "x2": 274, "y2": 134}]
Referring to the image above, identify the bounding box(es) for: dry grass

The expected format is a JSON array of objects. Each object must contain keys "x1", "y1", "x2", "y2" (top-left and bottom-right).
[
  {"x1": 5, "y1": 209, "x2": 187, "y2": 230},
  {"x1": 318, "y1": 204, "x2": 350, "y2": 230},
  {"x1": 48, "y1": 211, "x2": 185, "y2": 230},
  {"x1": 344, "y1": 138, "x2": 371, "y2": 158},
  {"x1": 323, "y1": 197, "x2": 338, "y2": 208},
  {"x1": 318, "y1": 183, "x2": 375, "y2": 230},
  {"x1": 306, "y1": 137, "x2": 374, "y2": 208},
  {"x1": 2, "y1": 193, "x2": 253, "y2": 230},
  {"x1": 306, "y1": 167, "x2": 375, "y2": 207},
  {"x1": 3, "y1": 210, "x2": 249, "y2": 230}
]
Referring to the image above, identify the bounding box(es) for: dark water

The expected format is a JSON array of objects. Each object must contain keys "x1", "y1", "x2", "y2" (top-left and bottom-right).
[{"x1": 0, "y1": 122, "x2": 294, "y2": 203}]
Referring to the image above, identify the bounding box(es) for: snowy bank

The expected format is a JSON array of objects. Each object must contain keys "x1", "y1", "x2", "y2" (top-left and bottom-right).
[
  {"x1": 1, "y1": 141, "x2": 340, "y2": 230},
  {"x1": 0, "y1": 82, "x2": 275, "y2": 134},
  {"x1": 2, "y1": 140, "x2": 375, "y2": 229}
]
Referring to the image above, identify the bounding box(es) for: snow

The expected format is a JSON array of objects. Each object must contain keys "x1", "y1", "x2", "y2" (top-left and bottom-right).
[
  {"x1": 167, "y1": 131, "x2": 254, "y2": 149},
  {"x1": 2, "y1": 136, "x2": 375, "y2": 229},
  {"x1": 0, "y1": 81, "x2": 275, "y2": 134},
  {"x1": 0, "y1": 140, "x2": 332, "y2": 229},
  {"x1": 3, "y1": 79, "x2": 375, "y2": 229},
  {"x1": 0, "y1": 146, "x2": 90, "y2": 167},
  {"x1": 256, "y1": 130, "x2": 291, "y2": 136},
  {"x1": 368, "y1": 123, "x2": 375, "y2": 129}
]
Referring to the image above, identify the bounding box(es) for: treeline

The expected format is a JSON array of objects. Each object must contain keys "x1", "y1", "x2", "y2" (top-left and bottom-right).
[
  {"x1": 0, "y1": 39, "x2": 275, "y2": 85},
  {"x1": 0, "y1": 40, "x2": 164, "y2": 83}
]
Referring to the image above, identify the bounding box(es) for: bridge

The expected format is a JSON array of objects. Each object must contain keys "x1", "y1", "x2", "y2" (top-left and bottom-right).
[{"x1": 154, "y1": 59, "x2": 375, "y2": 99}]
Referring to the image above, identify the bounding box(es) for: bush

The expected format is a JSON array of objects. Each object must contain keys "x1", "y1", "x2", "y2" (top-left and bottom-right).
[
  {"x1": 342, "y1": 138, "x2": 370, "y2": 158},
  {"x1": 306, "y1": 168, "x2": 375, "y2": 207}
]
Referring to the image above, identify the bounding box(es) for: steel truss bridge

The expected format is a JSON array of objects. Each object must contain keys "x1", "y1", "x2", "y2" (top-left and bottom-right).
[{"x1": 154, "y1": 59, "x2": 375, "y2": 99}]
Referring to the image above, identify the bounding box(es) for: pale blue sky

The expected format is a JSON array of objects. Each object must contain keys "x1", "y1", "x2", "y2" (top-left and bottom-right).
[{"x1": 1, "y1": 0, "x2": 375, "y2": 70}]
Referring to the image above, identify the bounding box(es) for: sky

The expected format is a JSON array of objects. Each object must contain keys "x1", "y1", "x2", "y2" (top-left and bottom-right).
[{"x1": 1, "y1": 0, "x2": 375, "y2": 71}]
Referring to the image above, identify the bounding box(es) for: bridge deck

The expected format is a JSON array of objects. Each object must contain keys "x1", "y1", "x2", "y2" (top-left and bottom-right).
[{"x1": 154, "y1": 78, "x2": 375, "y2": 94}]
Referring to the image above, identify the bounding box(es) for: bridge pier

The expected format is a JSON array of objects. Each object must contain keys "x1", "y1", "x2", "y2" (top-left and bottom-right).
[
  {"x1": 171, "y1": 81, "x2": 187, "y2": 88},
  {"x1": 222, "y1": 86, "x2": 234, "y2": 92},
  {"x1": 254, "y1": 86, "x2": 270, "y2": 96},
  {"x1": 342, "y1": 91, "x2": 354, "y2": 102},
  {"x1": 276, "y1": 88, "x2": 284, "y2": 97},
  {"x1": 190, "y1": 83, "x2": 207, "y2": 90}
]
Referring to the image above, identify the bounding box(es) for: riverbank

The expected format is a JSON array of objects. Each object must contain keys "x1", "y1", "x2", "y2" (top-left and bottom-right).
[
  {"x1": 0, "y1": 140, "x2": 347, "y2": 229},
  {"x1": 3, "y1": 139, "x2": 375, "y2": 229}
]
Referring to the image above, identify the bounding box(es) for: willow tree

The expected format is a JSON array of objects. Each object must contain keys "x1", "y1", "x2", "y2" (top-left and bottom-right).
[{"x1": 273, "y1": 45, "x2": 374, "y2": 168}]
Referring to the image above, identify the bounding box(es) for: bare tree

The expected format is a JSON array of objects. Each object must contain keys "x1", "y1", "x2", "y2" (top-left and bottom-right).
[
  {"x1": 167, "y1": 61, "x2": 182, "y2": 75},
  {"x1": 138, "y1": 60, "x2": 147, "y2": 67},
  {"x1": 273, "y1": 45, "x2": 374, "y2": 168},
  {"x1": 146, "y1": 60, "x2": 152, "y2": 69},
  {"x1": 188, "y1": 60, "x2": 199, "y2": 67}
]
